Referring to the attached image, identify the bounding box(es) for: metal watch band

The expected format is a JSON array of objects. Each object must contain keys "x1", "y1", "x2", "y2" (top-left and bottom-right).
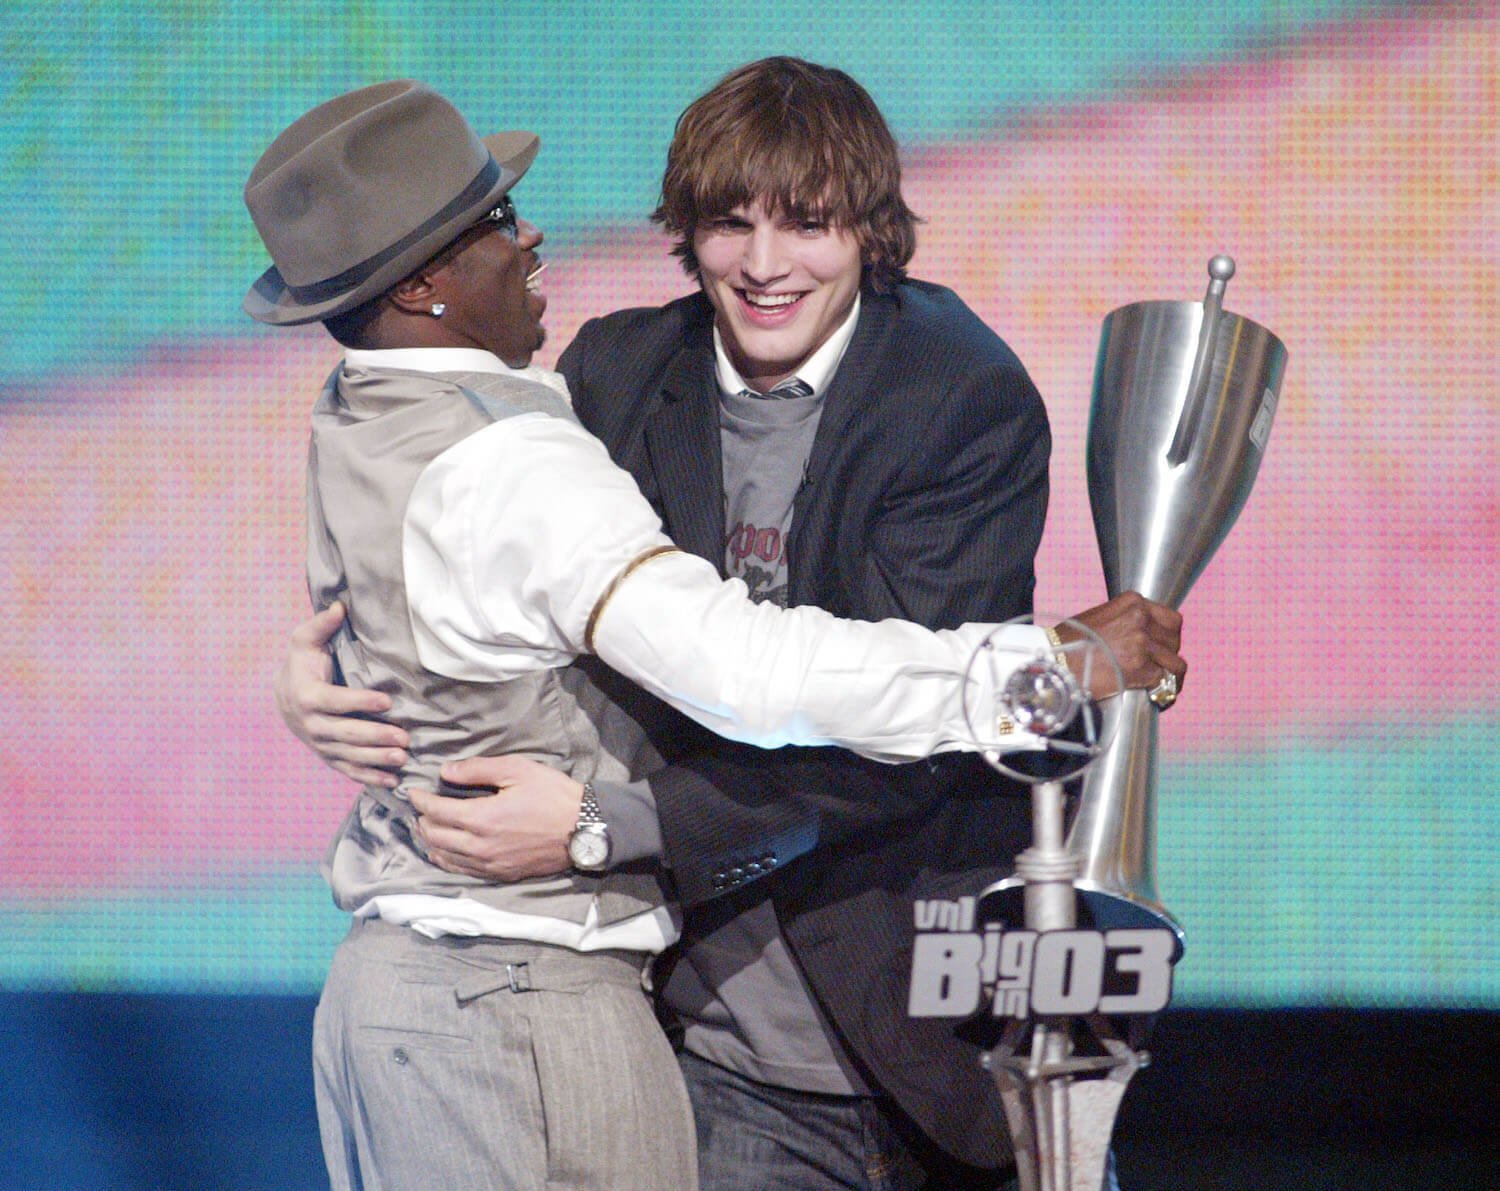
[{"x1": 575, "y1": 782, "x2": 603, "y2": 828}]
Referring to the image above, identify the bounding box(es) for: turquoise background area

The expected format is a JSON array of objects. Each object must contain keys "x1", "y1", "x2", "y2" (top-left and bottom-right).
[
  {"x1": 7, "y1": 721, "x2": 1494, "y2": 1004},
  {"x1": 3, "y1": 0, "x2": 1377, "y2": 380}
]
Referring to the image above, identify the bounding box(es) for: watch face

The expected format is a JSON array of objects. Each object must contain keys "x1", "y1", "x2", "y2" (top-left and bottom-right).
[{"x1": 569, "y1": 826, "x2": 610, "y2": 870}]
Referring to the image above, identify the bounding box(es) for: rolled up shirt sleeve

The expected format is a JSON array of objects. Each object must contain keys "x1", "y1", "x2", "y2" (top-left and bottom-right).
[
  {"x1": 405, "y1": 412, "x2": 1045, "y2": 761},
  {"x1": 405, "y1": 413, "x2": 675, "y2": 679},
  {"x1": 591, "y1": 550, "x2": 1045, "y2": 761}
]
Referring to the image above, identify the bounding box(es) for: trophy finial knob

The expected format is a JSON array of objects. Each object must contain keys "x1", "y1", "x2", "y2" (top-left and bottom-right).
[{"x1": 1174, "y1": 256, "x2": 1238, "y2": 467}]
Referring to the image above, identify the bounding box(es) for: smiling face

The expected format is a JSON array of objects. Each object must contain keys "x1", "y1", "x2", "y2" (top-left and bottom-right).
[
  {"x1": 425, "y1": 205, "x2": 548, "y2": 367},
  {"x1": 693, "y1": 199, "x2": 863, "y2": 392}
]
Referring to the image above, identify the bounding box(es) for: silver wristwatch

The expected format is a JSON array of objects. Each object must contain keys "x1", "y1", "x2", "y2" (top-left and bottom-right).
[{"x1": 567, "y1": 782, "x2": 612, "y2": 871}]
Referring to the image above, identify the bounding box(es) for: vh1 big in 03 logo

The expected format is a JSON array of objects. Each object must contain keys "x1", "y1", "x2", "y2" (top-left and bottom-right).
[{"x1": 907, "y1": 895, "x2": 1175, "y2": 1020}]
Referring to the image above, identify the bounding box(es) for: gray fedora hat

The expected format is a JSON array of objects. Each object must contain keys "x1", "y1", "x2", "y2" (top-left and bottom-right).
[{"x1": 244, "y1": 80, "x2": 538, "y2": 325}]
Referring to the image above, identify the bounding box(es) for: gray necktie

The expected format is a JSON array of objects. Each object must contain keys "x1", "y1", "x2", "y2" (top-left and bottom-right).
[{"x1": 743, "y1": 377, "x2": 813, "y2": 400}]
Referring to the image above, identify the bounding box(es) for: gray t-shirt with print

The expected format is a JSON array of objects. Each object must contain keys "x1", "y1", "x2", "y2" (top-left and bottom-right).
[
  {"x1": 717, "y1": 382, "x2": 821, "y2": 606},
  {"x1": 659, "y1": 379, "x2": 872, "y2": 1096}
]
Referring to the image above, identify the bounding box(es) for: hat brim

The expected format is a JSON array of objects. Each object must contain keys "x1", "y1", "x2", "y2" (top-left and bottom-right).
[{"x1": 243, "y1": 130, "x2": 539, "y2": 326}]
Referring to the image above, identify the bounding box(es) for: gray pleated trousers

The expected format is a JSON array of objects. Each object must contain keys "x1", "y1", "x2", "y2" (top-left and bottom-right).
[{"x1": 313, "y1": 917, "x2": 698, "y2": 1190}]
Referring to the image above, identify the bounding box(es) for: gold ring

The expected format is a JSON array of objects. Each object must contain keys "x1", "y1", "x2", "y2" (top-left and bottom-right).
[{"x1": 1149, "y1": 672, "x2": 1179, "y2": 710}]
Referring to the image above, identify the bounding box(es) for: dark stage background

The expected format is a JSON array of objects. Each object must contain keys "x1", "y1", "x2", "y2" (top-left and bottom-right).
[{"x1": 5, "y1": 998, "x2": 1495, "y2": 1189}]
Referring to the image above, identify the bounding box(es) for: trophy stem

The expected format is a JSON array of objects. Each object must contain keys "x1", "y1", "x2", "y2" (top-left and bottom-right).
[
  {"x1": 987, "y1": 779, "x2": 1144, "y2": 1191},
  {"x1": 1068, "y1": 693, "x2": 1185, "y2": 957}
]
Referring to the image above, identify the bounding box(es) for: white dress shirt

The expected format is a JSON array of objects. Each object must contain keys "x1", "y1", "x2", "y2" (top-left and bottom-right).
[
  {"x1": 395, "y1": 353, "x2": 1046, "y2": 761},
  {"x1": 346, "y1": 346, "x2": 1049, "y2": 950}
]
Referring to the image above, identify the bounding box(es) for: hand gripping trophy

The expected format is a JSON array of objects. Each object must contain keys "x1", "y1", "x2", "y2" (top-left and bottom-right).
[{"x1": 911, "y1": 258, "x2": 1287, "y2": 1191}]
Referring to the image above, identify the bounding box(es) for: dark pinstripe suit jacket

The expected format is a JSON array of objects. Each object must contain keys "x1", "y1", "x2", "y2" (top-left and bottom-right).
[{"x1": 559, "y1": 280, "x2": 1051, "y2": 1170}]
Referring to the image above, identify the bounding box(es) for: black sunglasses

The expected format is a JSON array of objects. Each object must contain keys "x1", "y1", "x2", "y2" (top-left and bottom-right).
[{"x1": 477, "y1": 194, "x2": 518, "y2": 241}]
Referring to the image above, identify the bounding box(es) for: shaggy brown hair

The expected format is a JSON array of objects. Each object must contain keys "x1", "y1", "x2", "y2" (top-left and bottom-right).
[{"x1": 652, "y1": 57, "x2": 919, "y2": 292}]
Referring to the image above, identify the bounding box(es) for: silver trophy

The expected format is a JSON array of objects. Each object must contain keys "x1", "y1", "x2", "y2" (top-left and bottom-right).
[
  {"x1": 964, "y1": 257, "x2": 1287, "y2": 1189},
  {"x1": 1068, "y1": 255, "x2": 1287, "y2": 953}
]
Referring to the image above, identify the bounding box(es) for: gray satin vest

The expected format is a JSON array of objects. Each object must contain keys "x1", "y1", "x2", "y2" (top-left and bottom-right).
[{"x1": 306, "y1": 362, "x2": 668, "y2": 926}]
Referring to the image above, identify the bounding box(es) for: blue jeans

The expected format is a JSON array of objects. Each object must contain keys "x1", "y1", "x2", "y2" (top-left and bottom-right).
[{"x1": 679, "y1": 1050, "x2": 1025, "y2": 1191}]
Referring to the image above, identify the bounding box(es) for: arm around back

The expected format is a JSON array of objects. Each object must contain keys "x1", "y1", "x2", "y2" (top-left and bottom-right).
[
  {"x1": 403, "y1": 405, "x2": 1047, "y2": 762},
  {"x1": 611, "y1": 284, "x2": 1054, "y2": 903}
]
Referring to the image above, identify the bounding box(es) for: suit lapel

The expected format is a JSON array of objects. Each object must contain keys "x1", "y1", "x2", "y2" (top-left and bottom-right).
[
  {"x1": 789, "y1": 290, "x2": 896, "y2": 591},
  {"x1": 643, "y1": 323, "x2": 726, "y2": 572},
  {"x1": 804, "y1": 290, "x2": 893, "y2": 482}
]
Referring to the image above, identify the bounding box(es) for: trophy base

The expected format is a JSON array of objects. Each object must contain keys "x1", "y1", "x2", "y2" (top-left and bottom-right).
[
  {"x1": 988, "y1": 1013, "x2": 1146, "y2": 1191},
  {"x1": 978, "y1": 879, "x2": 1185, "y2": 963}
]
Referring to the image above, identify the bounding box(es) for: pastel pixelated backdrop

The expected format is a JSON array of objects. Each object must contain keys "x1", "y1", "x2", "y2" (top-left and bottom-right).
[{"x1": 1, "y1": 1, "x2": 1495, "y2": 1006}]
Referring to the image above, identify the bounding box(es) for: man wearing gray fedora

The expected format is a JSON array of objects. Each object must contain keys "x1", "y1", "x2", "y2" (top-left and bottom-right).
[
  {"x1": 243, "y1": 79, "x2": 1158, "y2": 1191},
  {"x1": 246, "y1": 81, "x2": 698, "y2": 1191}
]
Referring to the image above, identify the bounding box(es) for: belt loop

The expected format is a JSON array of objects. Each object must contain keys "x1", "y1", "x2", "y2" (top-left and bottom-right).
[{"x1": 507, "y1": 962, "x2": 531, "y2": 993}]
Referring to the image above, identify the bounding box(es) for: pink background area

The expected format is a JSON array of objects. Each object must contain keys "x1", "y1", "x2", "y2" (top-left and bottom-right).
[{"x1": 1, "y1": 13, "x2": 1494, "y2": 895}]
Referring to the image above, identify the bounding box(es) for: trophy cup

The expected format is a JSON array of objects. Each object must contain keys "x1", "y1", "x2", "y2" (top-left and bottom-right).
[
  {"x1": 911, "y1": 258, "x2": 1287, "y2": 1190},
  {"x1": 1067, "y1": 255, "x2": 1288, "y2": 955}
]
